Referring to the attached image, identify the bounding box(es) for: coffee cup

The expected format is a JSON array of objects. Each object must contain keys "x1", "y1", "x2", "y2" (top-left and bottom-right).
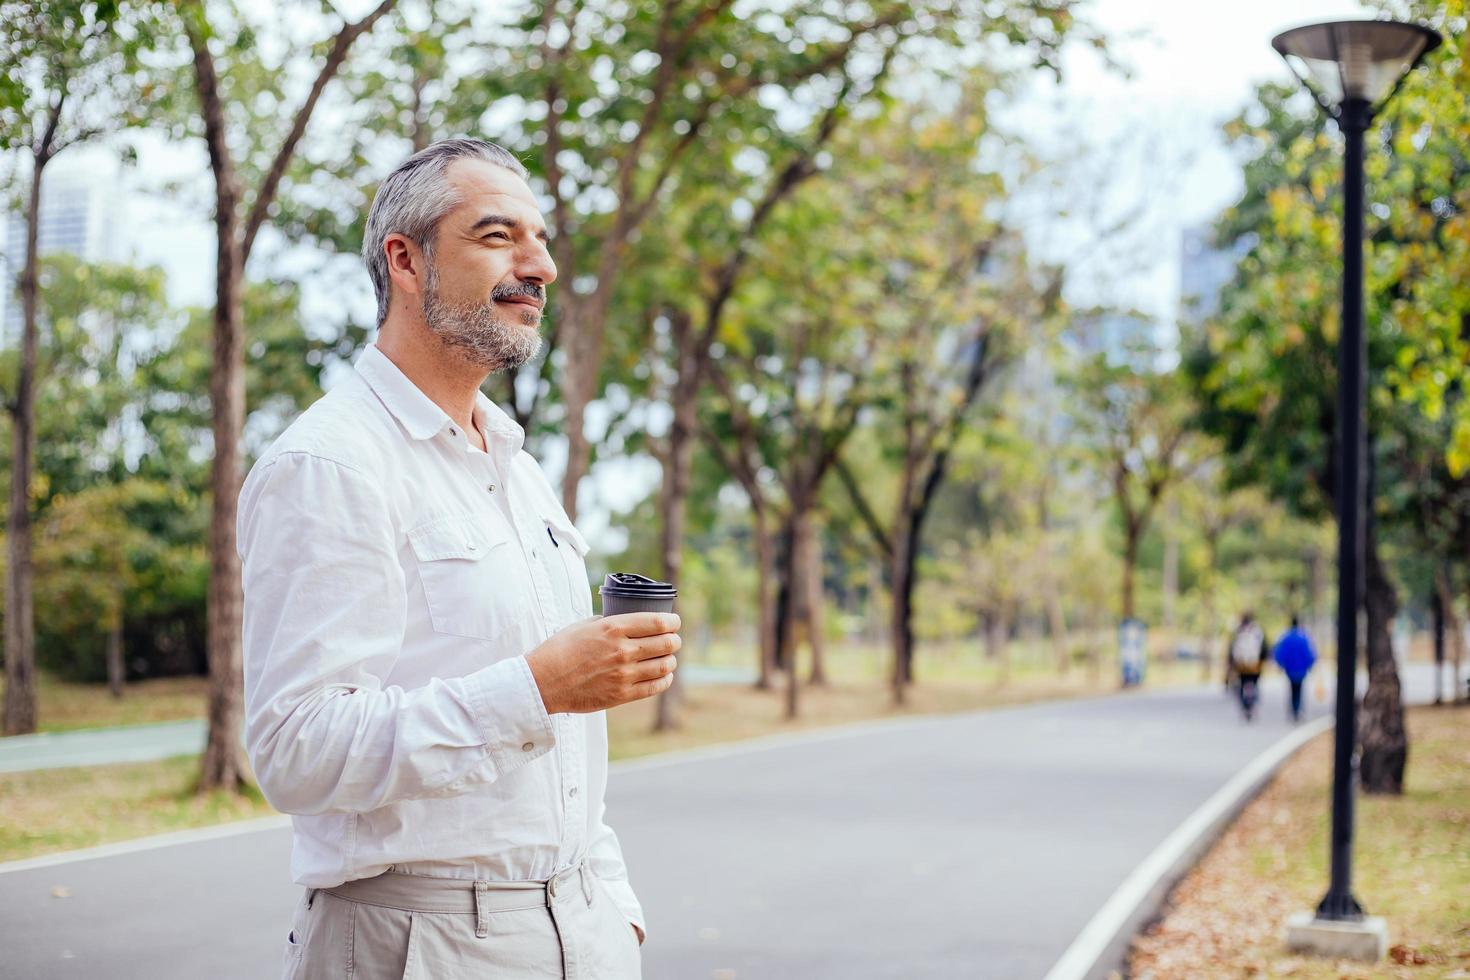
[{"x1": 598, "y1": 572, "x2": 677, "y2": 617}]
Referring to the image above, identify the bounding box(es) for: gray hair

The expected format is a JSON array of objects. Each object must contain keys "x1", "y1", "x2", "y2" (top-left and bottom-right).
[{"x1": 363, "y1": 137, "x2": 530, "y2": 327}]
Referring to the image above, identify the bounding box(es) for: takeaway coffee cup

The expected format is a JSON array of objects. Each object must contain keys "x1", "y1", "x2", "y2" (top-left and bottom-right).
[{"x1": 598, "y1": 572, "x2": 677, "y2": 617}]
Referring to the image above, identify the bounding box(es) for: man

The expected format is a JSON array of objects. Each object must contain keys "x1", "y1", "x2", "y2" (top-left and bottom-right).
[
  {"x1": 239, "y1": 137, "x2": 679, "y2": 979},
  {"x1": 1227, "y1": 611, "x2": 1269, "y2": 722},
  {"x1": 1272, "y1": 615, "x2": 1318, "y2": 723}
]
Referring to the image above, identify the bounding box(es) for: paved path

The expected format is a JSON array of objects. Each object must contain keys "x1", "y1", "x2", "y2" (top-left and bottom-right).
[
  {"x1": 0, "y1": 666, "x2": 1455, "y2": 980},
  {"x1": 0, "y1": 720, "x2": 208, "y2": 774}
]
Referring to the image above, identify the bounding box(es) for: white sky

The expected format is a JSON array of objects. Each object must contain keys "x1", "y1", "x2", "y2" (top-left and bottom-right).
[{"x1": 998, "y1": 0, "x2": 1371, "y2": 321}]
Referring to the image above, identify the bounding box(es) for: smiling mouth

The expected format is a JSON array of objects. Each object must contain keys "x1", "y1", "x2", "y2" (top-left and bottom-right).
[{"x1": 498, "y1": 297, "x2": 543, "y2": 311}]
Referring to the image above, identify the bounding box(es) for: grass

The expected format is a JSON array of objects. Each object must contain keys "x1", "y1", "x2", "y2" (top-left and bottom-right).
[
  {"x1": 0, "y1": 673, "x2": 210, "y2": 733},
  {"x1": 0, "y1": 754, "x2": 275, "y2": 864},
  {"x1": 1128, "y1": 703, "x2": 1470, "y2": 980}
]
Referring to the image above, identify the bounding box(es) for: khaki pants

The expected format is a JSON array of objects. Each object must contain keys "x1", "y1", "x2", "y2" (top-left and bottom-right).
[{"x1": 282, "y1": 863, "x2": 642, "y2": 979}]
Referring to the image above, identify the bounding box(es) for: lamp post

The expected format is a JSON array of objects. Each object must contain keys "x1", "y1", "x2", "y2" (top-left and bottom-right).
[{"x1": 1270, "y1": 18, "x2": 1440, "y2": 953}]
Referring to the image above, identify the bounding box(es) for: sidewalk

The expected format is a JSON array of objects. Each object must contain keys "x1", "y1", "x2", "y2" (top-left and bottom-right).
[{"x1": 0, "y1": 720, "x2": 207, "y2": 775}]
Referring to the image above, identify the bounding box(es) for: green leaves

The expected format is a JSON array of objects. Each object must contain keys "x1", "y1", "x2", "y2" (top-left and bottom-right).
[{"x1": 1192, "y1": 1, "x2": 1470, "y2": 576}]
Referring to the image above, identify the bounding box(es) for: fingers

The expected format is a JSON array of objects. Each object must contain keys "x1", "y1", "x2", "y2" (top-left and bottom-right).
[
  {"x1": 623, "y1": 631, "x2": 680, "y2": 662},
  {"x1": 631, "y1": 670, "x2": 676, "y2": 700},
  {"x1": 632, "y1": 654, "x2": 677, "y2": 683},
  {"x1": 607, "y1": 612, "x2": 680, "y2": 638}
]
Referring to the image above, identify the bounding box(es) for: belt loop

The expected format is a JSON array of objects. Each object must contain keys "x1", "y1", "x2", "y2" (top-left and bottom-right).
[
  {"x1": 581, "y1": 864, "x2": 594, "y2": 907},
  {"x1": 474, "y1": 881, "x2": 490, "y2": 939}
]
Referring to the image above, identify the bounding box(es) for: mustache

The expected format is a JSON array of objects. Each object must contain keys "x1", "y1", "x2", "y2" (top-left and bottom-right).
[{"x1": 490, "y1": 281, "x2": 545, "y2": 305}]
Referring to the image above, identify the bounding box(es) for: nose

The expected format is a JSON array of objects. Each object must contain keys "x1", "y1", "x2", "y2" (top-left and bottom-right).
[{"x1": 517, "y1": 241, "x2": 557, "y2": 288}]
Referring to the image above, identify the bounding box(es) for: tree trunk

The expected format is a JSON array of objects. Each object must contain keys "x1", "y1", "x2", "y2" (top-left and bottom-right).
[
  {"x1": 1433, "y1": 566, "x2": 1463, "y2": 704},
  {"x1": 1308, "y1": 546, "x2": 1332, "y2": 659},
  {"x1": 798, "y1": 512, "x2": 827, "y2": 686},
  {"x1": 651, "y1": 312, "x2": 697, "y2": 731},
  {"x1": 1042, "y1": 550, "x2": 1068, "y2": 675},
  {"x1": 866, "y1": 557, "x2": 885, "y2": 647},
  {"x1": 186, "y1": 0, "x2": 397, "y2": 793},
  {"x1": 107, "y1": 622, "x2": 125, "y2": 699},
  {"x1": 1120, "y1": 526, "x2": 1140, "y2": 622},
  {"x1": 1460, "y1": 576, "x2": 1469, "y2": 704},
  {"x1": 558, "y1": 287, "x2": 618, "y2": 522},
  {"x1": 200, "y1": 189, "x2": 249, "y2": 792},
  {"x1": 1161, "y1": 530, "x2": 1178, "y2": 629},
  {"x1": 1432, "y1": 579, "x2": 1445, "y2": 705},
  {"x1": 993, "y1": 608, "x2": 1012, "y2": 688},
  {"x1": 889, "y1": 514, "x2": 915, "y2": 705},
  {"x1": 3, "y1": 145, "x2": 49, "y2": 737},
  {"x1": 1358, "y1": 528, "x2": 1406, "y2": 795},
  {"x1": 889, "y1": 449, "x2": 919, "y2": 703},
  {"x1": 773, "y1": 516, "x2": 801, "y2": 719},
  {"x1": 753, "y1": 504, "x2": 777, "y2": 690},
  {"x1": 1200, "y1": 531, "x2": 1221, "y2": 683}
]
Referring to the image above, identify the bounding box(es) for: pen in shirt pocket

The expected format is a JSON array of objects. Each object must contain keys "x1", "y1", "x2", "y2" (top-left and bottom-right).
[{"x1": 546, "y1": 526, "x2": 560, "y2": 548}]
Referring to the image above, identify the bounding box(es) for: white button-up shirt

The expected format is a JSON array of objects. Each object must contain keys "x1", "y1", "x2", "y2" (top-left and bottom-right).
[{"x1": 238, "y1": 343, "x2": 643, "y2": 933}]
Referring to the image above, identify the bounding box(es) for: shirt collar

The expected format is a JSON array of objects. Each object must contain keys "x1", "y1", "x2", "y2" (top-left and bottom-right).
[{"x1": 357, "y1": 343, "x2": 525, "y2": 456}]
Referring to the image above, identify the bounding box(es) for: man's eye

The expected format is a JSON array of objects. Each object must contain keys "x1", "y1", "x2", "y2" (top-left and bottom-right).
[{"x1": 485, "y1": 231, "x2": 511, "y2": 241}]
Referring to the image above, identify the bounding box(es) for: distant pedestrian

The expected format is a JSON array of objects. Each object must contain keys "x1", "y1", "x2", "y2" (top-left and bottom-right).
[
  {"x1": 1272, "y1": 615, "x2": 1318, "y2": 723},
  {"x1": 1228, "y1": 613, "x2": 1269, "y2": 722}
]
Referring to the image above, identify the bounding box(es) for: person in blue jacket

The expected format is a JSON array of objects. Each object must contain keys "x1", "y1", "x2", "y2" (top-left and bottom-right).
[{"x1": 1272, "y1": 615, "x2": 1318, "y2": 722}]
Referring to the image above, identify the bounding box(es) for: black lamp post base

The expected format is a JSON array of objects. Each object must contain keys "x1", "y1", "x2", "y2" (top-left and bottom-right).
[{"x1": 1315, "y1": 889, "x2": 1365, "y2": 921}]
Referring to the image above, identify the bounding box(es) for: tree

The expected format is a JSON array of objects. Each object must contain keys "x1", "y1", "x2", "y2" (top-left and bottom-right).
[
  {"x1": 0, "y1": 0, "x2": 157, "y2": 733},
  {"x1": 427, "y1": 0, "x2": 1085, "y2": 521},
  {"x1": 628, "y1": 36, "x2": 901, "y2": 727},
  {"x1": 698, "y1": 166, "x2": 899, "y2": 718},
  {"x1": 170, "y1": 0, "x2": 396, "y2": 789},
  {"x1": 1071, "y1": 342, "x2": 1205, "y2": 625},
  {"x1": 1188, "y1": 42, "x2": 1470, "y2": 789}
]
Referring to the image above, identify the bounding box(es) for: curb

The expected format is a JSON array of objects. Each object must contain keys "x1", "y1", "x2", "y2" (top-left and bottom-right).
[{"x1": 1041, "y1": 714, "x2": 1334, "y2": 980}]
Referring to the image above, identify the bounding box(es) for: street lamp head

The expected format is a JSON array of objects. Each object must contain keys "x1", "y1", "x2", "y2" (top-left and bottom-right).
[{"x1": 1271, "y1": 19, "x2": 1441, "y2": 121}]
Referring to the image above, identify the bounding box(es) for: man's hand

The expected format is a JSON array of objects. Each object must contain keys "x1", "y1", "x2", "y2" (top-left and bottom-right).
[{"x1": 526, "y1": 613, "x2": 680, "y2": 715}]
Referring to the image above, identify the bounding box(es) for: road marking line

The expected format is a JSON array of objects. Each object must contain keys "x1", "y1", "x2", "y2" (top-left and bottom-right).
[{"x1": 1040, "y1": 714, "x2": 1334, "y2": 980}]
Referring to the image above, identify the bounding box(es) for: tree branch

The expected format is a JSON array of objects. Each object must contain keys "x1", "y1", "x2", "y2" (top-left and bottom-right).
[
  {"x1": 240, "y1": 0, "x2": 398, "y2": 261},
  {"x1": 34, "y1": 86, "x2": 72, "y2": 164},
  {"x1": 834, "y1": 456, "x2": 893, "y2": 557}
]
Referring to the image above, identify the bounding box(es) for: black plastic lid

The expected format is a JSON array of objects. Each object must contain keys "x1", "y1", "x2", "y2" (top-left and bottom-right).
[{"x1": 599, "y1": 572, "x2": 677, "y2": 598}]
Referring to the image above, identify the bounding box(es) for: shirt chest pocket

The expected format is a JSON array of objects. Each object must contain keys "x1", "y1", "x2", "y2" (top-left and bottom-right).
[
  {"x1": 407, "y1": 515, "x2": 525, "y2": 642},
  {"x1": 542, "y1": 514, "x2": 594, "y2": 622}
]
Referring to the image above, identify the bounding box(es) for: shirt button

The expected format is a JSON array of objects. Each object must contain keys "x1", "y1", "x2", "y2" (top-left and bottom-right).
[
  {"x1": 487, "y1": 484, "x2": 496, "y2": 493},
  {"x1": 467, "y1": 542, "x2": 479, "y2": 551},
  {"x1": 522, "y1": 742, "x2": 535, "y2": 752},
  {"x1": 568, "y1": 786, "x2": 578, "y2": 798}
]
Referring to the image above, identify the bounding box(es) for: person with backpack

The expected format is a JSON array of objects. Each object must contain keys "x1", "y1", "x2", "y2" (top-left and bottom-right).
[
  {"x1": 1272, "y1": 614, "x2": 1318, "y2": 722},
  {"x1": 1229, "y1": 612, "x2": 1270, "y2": 722}
]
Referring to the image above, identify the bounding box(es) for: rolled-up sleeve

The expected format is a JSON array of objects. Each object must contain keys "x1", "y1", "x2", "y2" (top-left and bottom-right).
[{"x1": 238, "y1": 450, "x2": 554, "y2": 816}]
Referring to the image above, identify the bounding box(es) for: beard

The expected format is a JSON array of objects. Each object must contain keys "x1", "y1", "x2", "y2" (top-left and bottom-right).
[{"x1": 421, "y1": 264, "x2": 544, "y2": 371}]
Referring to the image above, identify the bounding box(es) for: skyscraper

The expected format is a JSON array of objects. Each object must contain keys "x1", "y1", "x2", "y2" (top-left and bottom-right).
[
  {"x1": 1, "y1": 163, "x2": 126, "y2": 340},
  {"x1": 1179, "y1": 224, "x2": 1254, "y2": 329}
]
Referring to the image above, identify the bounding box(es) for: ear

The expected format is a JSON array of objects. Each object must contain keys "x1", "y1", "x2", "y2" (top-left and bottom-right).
[{"x1": 384, "y1": 232, "x2": 428, "y2": 302}]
